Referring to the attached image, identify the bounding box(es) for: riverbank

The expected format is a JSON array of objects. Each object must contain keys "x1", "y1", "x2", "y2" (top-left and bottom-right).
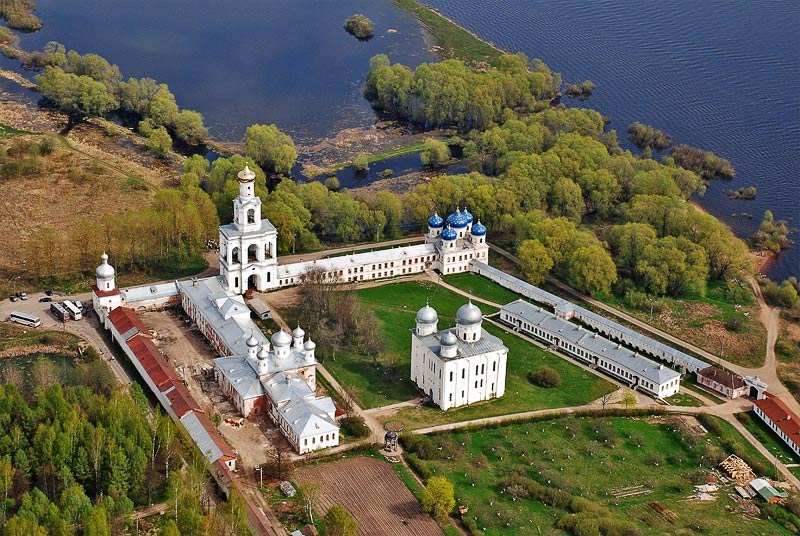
[{"x1": 394, "y1": 0, "x2": 505, "y2": 64}]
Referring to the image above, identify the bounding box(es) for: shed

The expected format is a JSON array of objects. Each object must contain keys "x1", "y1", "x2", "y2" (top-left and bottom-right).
[
  {"x1": 750, "y1": 478, "x2": 788, "y2": 503},
  {"x1": 248, "y1": 298, "x2": 271, "y2": 320}
]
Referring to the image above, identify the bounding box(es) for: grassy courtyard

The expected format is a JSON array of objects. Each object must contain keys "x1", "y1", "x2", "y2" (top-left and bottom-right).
[
  {"x1": 406, "y1": 416, "x2": 793, "y2": 535},
  {"x1": 443, "y1": 272, "x2": 525, "y2": 305},
  {"x1": 386, "y1": 321, "x2": 615, "y2": 429},
  {"x1": 317, "y1": 280, "x2": 614, "y2": 415},
  {"x1": 736, "y1": 412, "x2": 800, "y2": 465}
]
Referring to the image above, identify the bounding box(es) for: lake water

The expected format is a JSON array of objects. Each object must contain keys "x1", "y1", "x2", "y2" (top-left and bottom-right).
[
  {"x1": 0, "y1": 0, "x2": 435, "y2": 144},
  {"x1": 2, "y1": 1, "x2": 797, "y2": 279},
  {"x1": 424, "y1": 0, "x2": 799, "y2": 281}
]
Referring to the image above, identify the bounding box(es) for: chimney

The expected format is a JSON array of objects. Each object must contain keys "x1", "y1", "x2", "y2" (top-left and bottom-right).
[{"x1": 192, "y1": 278, "x2": 198, "y2": 288}]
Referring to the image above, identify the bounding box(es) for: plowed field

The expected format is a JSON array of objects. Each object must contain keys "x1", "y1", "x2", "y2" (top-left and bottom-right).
[{"x1": 293, "y1": 457, "x2": 443, "y2": 536}]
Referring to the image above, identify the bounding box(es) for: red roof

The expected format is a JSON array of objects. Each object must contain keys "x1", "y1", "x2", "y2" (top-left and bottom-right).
[
  {"x1": 166, "y1": 380, "x2": 202, "y2": 418},
  {"x1": 698, "y1": 366, "x2": 746, "y2": 389},
  {"x1": 108, "y1": 307, "x2": 151, "y2": 340},
  {"x1": 127, "y1": 334, "x2": 179, "y2": 391},
  {"x1": 754, "y1": 393, "x2": 800, "y2": 446},
  {"x1": 92, "y1": 284, "x2": 121, "y2": 298}
]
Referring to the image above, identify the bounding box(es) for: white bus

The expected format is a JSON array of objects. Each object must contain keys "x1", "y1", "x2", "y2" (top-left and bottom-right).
[
  {"x1": 9, "y1": 311, "x2": 41, "y2": 327},
  {"x1": 50, "y1": 302, "x2": 70, "y2": 322},
  {"x1": 63, "y1": 300, "x2": 83, "y2": 320}
]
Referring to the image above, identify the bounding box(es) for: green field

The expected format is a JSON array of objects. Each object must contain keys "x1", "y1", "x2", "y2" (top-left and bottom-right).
[
  {"x1": 321, "y1": 280, "x2": 498, "y2": 409},
  {"x1": 406, "y1": 416, "x2": 793, "y2": 535},
  {"x1": 443, "y1": 272, "x2": 524, "y2": 305},
  {"x1": 736, "y1": 412, "x2": 800, "y2": 464},
  {"x1": 665, "y1": 392, "x2": 704, "y2": 407}
]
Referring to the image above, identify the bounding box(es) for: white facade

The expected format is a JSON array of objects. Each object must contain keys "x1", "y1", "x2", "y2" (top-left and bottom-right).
[
  {"x1": 216, "y1": 165, "x2": 491, "y2": 294},
  {"x1": 218, "y1": 165, "x2": 279, "y2": 293},
  {"x1": 500, "y1": 300, "x2": 681, "y2": 399},
  {"x1": 91, "y1": 253, "x2": 122, "y2": 322},
  {"x1": 410, "y1": 301, "x2": 508, "y2": 410}
]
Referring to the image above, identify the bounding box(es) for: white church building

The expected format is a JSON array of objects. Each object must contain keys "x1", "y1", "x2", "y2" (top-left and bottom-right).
[{"x1": 410, "y1": 301, "x2": 508, "y2": 410}]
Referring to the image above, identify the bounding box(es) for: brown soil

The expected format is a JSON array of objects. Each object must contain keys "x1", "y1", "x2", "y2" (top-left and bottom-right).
[
  {"x1": 293, "y1": 456, "x2": 443, "y2": 536},
  {"x1": 0, "y1": 87, "x2": 180, "y2": 274}
]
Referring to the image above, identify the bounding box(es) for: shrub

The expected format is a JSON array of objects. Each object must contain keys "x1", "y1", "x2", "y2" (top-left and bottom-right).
[
  {"x1": 724, "y1": 317, "x2": 743, "y2": 332},
  {"x1": 528, "y1": 367, "x2": 562, "y2": 388},
  {"x1": 343, "y1": 14, "x2": 375, "y2": 40},
  {"x1": 339, "y1": 415, "x2": 369, "y2": 438}
]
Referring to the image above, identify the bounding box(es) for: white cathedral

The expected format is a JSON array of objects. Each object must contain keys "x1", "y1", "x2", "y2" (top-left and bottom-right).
[{"x1": 410, "y1": 300, "x2": 508, "y2": 410}]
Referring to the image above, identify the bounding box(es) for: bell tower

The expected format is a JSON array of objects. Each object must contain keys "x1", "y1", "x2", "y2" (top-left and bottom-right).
[{"x1": 218, "y1": 164, "x2": 279, "y2": 294}]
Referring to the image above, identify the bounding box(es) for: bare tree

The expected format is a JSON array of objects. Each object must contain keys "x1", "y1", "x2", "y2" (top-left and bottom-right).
[
  {"x1": 268, "y1": 440, "x2": 293, "y2": 481},
  {"x1": 31, "y1": 357, "x2": 60, "y2": 391},
  {"x1": 298, "y1": 266, "x2": 340, "y2": 322},
  {"x1": 298, "y1": 482, "x2": 321, "y2": 524},
  {"x1": 2, "y1": 363, "x2": 24, "y2": 390},
  {"x1": 599, "y1": 390, "x2": 615, "y2": 410}
]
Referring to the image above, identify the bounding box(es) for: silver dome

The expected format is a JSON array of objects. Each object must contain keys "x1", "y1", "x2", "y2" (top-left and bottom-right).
[
  {"x1": 440, "y1": 330, "x2": 458, "y2": 346},
  {"x1": 271, "y1": 330, "x2": 292, "y2": 347},
  {"x1": 304, "y1": 339, "x2": 316, "y2": 351},
  {"x1": 257, "y1": 345, "x2": 269, "y2": 360},
  {"x1": 246, "y1": 333, "x2": 259, "y2": 348},
  {"x1": 292, "y1": 325, "x2": 305, "y2": 339},
  {"x1": 456, "y1": 301, "x2": 483, "y2": 325},
  {"x1": 95, "y1": 253, "x2": 115, "y2": 279},
  {"x1": 416, "y1": 303, "x2": 438, "y2": 324}
]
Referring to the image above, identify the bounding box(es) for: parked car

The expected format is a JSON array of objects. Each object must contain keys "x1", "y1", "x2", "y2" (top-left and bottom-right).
[
  {"x1": 75, "y1": 300, "x2": 84, "y2": 309},
  {"x1": 18, "y1": 293, "x2": 27, "y2": 301},
  {"x1": 39, "y1": 297, "x2": 52, "y2": 303},
  {"x1": 45, "y1": 289, "x2": 54, "y2": 296},
  {"x1": 9, "y1": 295, "x2": 17, "y2": 302}
]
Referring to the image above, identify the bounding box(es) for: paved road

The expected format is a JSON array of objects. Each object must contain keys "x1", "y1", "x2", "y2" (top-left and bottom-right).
[{"x1": 0, "y1": 289, "x2": 131, "y2": 384}]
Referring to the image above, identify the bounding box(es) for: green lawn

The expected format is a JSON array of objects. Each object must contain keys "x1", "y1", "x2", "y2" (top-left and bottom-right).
[
  {"x1": 698, "y1": 414, "x2": 776, "y2": 476},
  {"x1": 387, "y1": 322, "x2": 615, "y2": 430},
  {"x1": 321, "y1": 280, "x2": 499, "y2": 409},
  {"x1": 736, "y1": 412, "x2": 800, "y2": 465},
  {"x1": 394, "y1": 0, "x2": 503, "y2": 65},
  {"x1": 407, "y1": 416, "x2": 793, "y2": 535},
  {"x1": 665, "y1": 392, "x2": 704, "y2": 407},
  {"x1": 443, "y1": 272, "x2": 524, "y2": 305}
]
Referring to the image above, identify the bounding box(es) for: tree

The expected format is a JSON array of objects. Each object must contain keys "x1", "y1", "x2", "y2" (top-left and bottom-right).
[
  {"x1": 36, "y1": 67, "x2": 117, "y2": 120},
  {"x1": 626, "y1": 122, "x2": 672, "y2": 150},
  {"x1": 83, "y1": 505, "x2": 110, "y2": 536},
  {"x1": 606, "y1": 222, "x2": 657, "y2": 271},
  {"x1": 172, "y1": 109, "x2": 208, "y2": 145},
  {"x1": 148, "y1": 84, "x2": 179, "y2": 127},
  {"x1": 421, "y1": 475, "x2": 455, "y2": 522},
  {"x1": 243, "y1": 124, "x2": 298, "y2": 176},
  {"x1": 620, "y1": 391, "x2": 637, "y2": 409},
  {"x1": 298, "y1": 483, "x2": 321, "y2": 524},
  {"x1": 147, "y1": 126, "x2": 173, "y2": 158},
  {"x1": 353, "y1": 153, "x2": 369, "y2": 172},
  {"x1": 565, "y1": 245, "x2": 617, "y2": 295},
  {"x1": 517, "y1": 239, "x2": 553, "y2": 285},
  {"x1": 420, "y1": 138, "x2": 451, "y2": 168},
  {"x1": 528, "y1": 367, "x2": 562, "y2": 388},
  {"x1": 30, "y1": 358, "x2": 60, "y2": 391},
  {"x1": 549, "y1": 177, "x2": 583, "y2": 222},
  {"x1": 343, "y1": 14, "x2": 374, "y2": 40},
  {"x1": 2, "y1": 363, "x2": 24, "y2": 389},
  {"x1": 324, "y1": 504, "x2": 358, "y2": 536}
]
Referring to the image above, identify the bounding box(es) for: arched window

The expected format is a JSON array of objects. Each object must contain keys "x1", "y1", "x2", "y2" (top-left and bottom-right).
[
  {"x1": 231, "y1": 247, "x2": 240, "y2": 264},
  {"x1": 247, "y1": 208, "x2": 255, "y2": 224},
  {"x1": 247, "y1": 243, "x2": 258, "y2": 263}
]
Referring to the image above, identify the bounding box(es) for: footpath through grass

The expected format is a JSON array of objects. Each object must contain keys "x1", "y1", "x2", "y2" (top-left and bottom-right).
[{"x1": 407, "y1": 415, "x2": 792, "y2": 535}]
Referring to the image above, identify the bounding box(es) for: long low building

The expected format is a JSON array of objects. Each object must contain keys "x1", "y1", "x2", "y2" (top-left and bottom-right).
[
  {"x1": 501, "y1": 300, "x2": 681, "y2": 398},
  {"x1": 471, "y1": 261, "x2": 709, "y2": 373},
  {"x1": 753, "y1": 394, "x2": 800, "y2": 457}
]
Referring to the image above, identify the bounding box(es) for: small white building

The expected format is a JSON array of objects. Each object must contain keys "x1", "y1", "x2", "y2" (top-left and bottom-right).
[
  {"x1": 410, "y1": 301, "x2": 508, "y2": 410},
  {"x1": 91, "y1": 253, "x2": 122, "y2": 322}
]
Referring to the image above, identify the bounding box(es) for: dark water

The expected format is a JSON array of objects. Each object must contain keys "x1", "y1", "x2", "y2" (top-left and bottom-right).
[
  {"x1": 425, "y1": 0, "x2": 799, "y2": 281},
  {"x1": 0, "y1": 0, "x2": 435, "y2": 145}
]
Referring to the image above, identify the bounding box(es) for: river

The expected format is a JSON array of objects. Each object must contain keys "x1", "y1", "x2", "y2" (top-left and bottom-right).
[
  {"x1": 0, "y1": 0, "x2": 435, "y2": 145},
  {"x1": 2, "y1": 1, "x2": 797, "y2": 279},
  {"x1": 423, "y1": 0, "x2": 799, "y2": 281}
]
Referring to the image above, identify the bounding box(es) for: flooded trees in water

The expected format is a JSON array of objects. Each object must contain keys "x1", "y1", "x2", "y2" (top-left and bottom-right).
[{"x1": 343, "y1": 14, "x2": 374, "y2": 41}]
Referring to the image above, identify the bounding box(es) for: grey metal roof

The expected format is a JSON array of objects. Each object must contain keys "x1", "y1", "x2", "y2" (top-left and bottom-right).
[
  {"x1": 263, "y1": 372, "x2": 313, "y2": 405},
  {"x1": 471, "y1": 261, "x2": 708, "y2": 372},
  {"x1": 276, "y1": 243, "x2": 436, "y2": 279},
  {"x1": 219, "y1": 218, "x2": 277, "y2": 238},
  {"x1": 278, "y1": 395, "x2": 338, "y2": 438},
  {"x1": 180, "y1": 411, "x2": 224, "y2": 463},
  {"x1": 414, "y1": 327, "x2": 508, "y2": 360},
  {"x1": 502, "y1": 300, "x2": 681, "y2": 385},
  {"x1": 122, "y1": 281, "x2": 180, "y2": 303},
  {"x1": 215, "y1": 356, "x2": 266, "y2": 400}
]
